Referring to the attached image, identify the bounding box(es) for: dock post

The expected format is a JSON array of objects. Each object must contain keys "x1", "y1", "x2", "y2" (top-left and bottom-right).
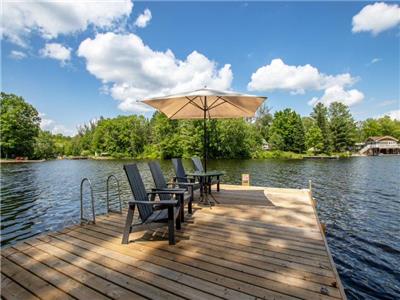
[{"x1": 309, "y1": 180, "x2": 317, "y2": 207}]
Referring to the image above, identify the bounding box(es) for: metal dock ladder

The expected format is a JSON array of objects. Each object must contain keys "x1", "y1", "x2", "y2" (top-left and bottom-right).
[
  {"x1": 80, "y1": 175, "x2": 123, "y2": 224},
  {"x1": 80, "y1": 178, "x2": 96, "y2": 224}
]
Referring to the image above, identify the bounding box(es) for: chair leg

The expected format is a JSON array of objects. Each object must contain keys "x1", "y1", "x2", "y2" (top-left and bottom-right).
[
  {"x1": 122, "y1": 204, "x2": 135, "y2": 244},
  {"x1": 179, "y1": 194, "x2": 185, "y2": 223},
  {"x1": 167, "y1": 206, "x2": 176, "y2": 245},
  {"x1": 217, "y1": 176, "x2": 220, "y2": 192},
  {"x1": 189, "y1": 186, "x2": 193, "y2": 214},
  {"x1": 176, "y1": 206, "x2": 182, "y2": 231}
]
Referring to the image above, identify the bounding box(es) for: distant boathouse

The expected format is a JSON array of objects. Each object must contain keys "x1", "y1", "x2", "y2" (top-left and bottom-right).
[{"x1": 359, "y1": 136, "x2": 400, "y2": 156}]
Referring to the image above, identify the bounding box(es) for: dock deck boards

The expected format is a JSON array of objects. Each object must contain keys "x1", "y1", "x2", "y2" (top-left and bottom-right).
[{"x1": 1, "y1": 184, "x2": 346, "y2": 300}]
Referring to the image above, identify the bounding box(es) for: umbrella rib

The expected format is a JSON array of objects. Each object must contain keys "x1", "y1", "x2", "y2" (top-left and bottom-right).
[
  {"x1": 207, "y1": 97, "x2": 223, "y2": 110},
  {"x1": 169, "y1": 96, "x2": 201, "y2": 119},
  {"x1": 219, "y1": 96, "x2": 252, "y2": 114},
  {"x1": 199, "y1": 96, "x2": 205, "y2": 109},
  {"x1": 208, "y1": 97, "x2": 228, "y2": 110},
  {"x1": 187, "y1": 96, "x2": 204, "y2": 110}
]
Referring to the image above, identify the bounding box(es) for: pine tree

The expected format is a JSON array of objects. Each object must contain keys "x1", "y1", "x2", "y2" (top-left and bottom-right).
[
  {"x1": 311, "y1": 103, "x2": 332, "y2": 153},
  {"x1": 328, "y1": 102, "x2": 356, "y2": 152}
]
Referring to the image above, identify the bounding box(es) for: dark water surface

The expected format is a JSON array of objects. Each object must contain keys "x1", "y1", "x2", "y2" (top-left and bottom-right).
[{"x1": 1, "y1": 157, "x2": 399, "y2": 299}]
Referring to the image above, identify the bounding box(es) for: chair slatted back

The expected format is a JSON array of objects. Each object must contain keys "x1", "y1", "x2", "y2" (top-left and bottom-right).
[
  {"x1": 123, "y1": 164, "x2": 153, "y2": 221},
  {"x1": 172, "y1": 158, "x2": 187, "y2": 183},
  {"x1": 191, "y1": 157, "x2": 204, "y2": 172},
  {"x1": 148, "y1": 161, "x2": 170, "y2": 201}
]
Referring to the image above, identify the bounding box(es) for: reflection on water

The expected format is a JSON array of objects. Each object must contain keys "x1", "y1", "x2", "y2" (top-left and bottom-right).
[{"x1": 1, "y1": 157, "x2": 399, "y2": 299}]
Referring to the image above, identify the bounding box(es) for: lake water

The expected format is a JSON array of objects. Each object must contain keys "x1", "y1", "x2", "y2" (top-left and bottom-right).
[{"x1": 1, "y1": 157, "x2": 399, "y2": 299}]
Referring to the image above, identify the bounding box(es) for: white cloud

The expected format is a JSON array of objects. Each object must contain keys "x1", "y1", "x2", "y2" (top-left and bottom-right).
[
  {"x1": 9, "y1": 50, "x2": 26, "y2": 60},
  {"x1": 248, "y1": 58, "x2": 363, "y2": 107},
  {"x1": 39, "y1": 113, "x2": 75, "y2": 136},
  {"x1": 135, "y1": 9, "x2": 152, "y2": 28},
  {"x1": 352, "y1": 2, "x2": 400, "y2": 35},
  {"x1": 370, "y1": 58, "x2": 382, "y2": 64},
  {"x1": 381, "y1": 109, "x2": 400, "y2": 120},
  {"x1": 248, "y1": 58, "x2": 357, "y2": 94},
  {"x1": 40, "y1": 43, "x2": 71, "y2": 65},
  {"x1": 2, "y1": 0, "x2": 133, "y2": 46},
  {"x1": 77, "y1": 32, "x2": 233, "y2": 113},
  {"x1": 308, "y1": 85, "x2": 365, "y2": 107}
]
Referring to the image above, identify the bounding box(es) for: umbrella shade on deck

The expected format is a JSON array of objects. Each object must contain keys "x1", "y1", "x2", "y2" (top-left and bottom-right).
[{"x1": 142, "y1": 88, "x2": 267, "y2": 171}]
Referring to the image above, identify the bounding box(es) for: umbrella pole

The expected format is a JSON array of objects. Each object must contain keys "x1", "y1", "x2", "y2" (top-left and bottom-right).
[{"x1": 203, "y1": 96, "x2": 207, "y2": 172}]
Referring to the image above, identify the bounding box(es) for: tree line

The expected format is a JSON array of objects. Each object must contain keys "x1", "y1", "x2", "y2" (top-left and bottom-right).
[{"x1": 1, "y1": 92, "x2": 399, "y2": 160}]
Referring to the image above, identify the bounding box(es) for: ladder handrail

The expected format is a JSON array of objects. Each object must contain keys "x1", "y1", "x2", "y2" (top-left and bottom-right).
[
  {"x1": 80, "y1": 178, "x2": 96, "y2": 224},
  {"x1": 106, "y1": 174, "x2": 122, "y2": 213}
]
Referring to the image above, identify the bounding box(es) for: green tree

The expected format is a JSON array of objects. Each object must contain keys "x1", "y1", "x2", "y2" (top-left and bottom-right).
[
  {"x1": 305, "y1": 125, "x2": 324, "y2": 154},
  {"x1": 269, "y1": 109, "x2": 305, "y2": 153},
  {"x1": 148, "y1": 112, "x2": 182, "y2": 158},
  {"x1": 214, "y1": 119, "x2": 261, "y2": 158},
  {"x1": 92, "y1": 115, "x2": 149, "y2": 157},
  {"x1": 302, "y1": 116, "x2": 315, "y2": 134},
  {"x1": 328, "y1": 102, "x2": 356, "y2": 152},
  {"x1": 311, "y1": 103, "x2": 331, "y2": 153},
  {"x1": 0, "y1": 92, "x2": 41, "y2": 158},
  {"x1": 378, "y1": 116, "x2": 398, "y2": 137},
  {"x1": 254, "y1": 104, "x2": 273, "y2": 141},
  {"x1": 359, "y1": 118, "x2": 381, "y2": 141},
  {"x1": 33, "y1": 130, "x2": 56, "y2": 159},
  {"x1": 52, "y1": 134, "x2": 72, "y2": 156}
]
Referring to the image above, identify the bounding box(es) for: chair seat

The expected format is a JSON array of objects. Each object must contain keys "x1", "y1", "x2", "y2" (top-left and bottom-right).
[{"x1": 145, "y1": 207, "x2": 181, "y2": 224}]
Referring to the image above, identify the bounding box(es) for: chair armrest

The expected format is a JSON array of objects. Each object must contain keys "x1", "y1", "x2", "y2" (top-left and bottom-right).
[
  {"x1": 154, "y1": 187, "x2": 187, "y2": 192},
  {"x1": 129, "y1": 200, "x2": 177, "y2": 206},
  {"x1": 169, "y1": 182, "x2": 195, "y2": 187},
  {"x1": 147, "y1": 190, "x2": 185, "y2": 195}
]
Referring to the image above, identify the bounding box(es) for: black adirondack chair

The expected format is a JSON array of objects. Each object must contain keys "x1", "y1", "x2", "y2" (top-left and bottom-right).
[
  {"x1": 191, "y1": 157, "x2": 221, "y2": 192},
  {"x1": 148, "y1": 161, "x2": 191, "y2": 218},
  {"x1": 122, "y1": 164, "x2": 184, "y2": 245},
  {"x1": 171, "y1": 158, "x2": 201, "y2": 211}
]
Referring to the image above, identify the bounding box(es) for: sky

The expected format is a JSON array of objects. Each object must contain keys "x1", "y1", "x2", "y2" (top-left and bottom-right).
[{"x1": 2, "y1": 1, "x2": 399, "y2": 136}]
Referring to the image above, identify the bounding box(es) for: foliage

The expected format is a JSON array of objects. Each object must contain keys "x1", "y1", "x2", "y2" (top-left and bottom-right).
[
  {"x1": 305, "y1": 125, "x2": 324, "y2": 154},
  {"x1": 254, "y1": 104, "x2": 273, "y2": 141},
  {"x1": 269, "y1": 109, "x2": 305, "y2": 153},
  {"x1": 358, "y1": 116, "x2": 400, "y2": 141},
  {"x1": 2, "y1": 92, "x2": 399, "y2": 160},
  {"x1": 311, "y1": 103, "x2": 332, "y2": 153},
  {"x1": 33, "y1": 130, "x2": 56, "y2": 159},
  {"x1": 254, "y1": 150, "x2": 304, "y2": 159},
  {"x1": 92, "y1": 115, "x2": 149, "y2": 157},
  {"x1": 0, "y1": 93, "x2": 41, "y2": 158},
  {"x1": 329, "y1": 102, "x2": 356, "y2": 152}
]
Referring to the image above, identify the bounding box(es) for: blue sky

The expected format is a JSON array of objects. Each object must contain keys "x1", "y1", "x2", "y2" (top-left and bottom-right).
[{"x1": 2, "y1": 1, "x2": 399, "y2": 135}]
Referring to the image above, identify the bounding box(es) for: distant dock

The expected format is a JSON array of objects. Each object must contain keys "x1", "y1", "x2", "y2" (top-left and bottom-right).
[{"x1": 1, "y1": 184, "x2": 346, "y2": 300}]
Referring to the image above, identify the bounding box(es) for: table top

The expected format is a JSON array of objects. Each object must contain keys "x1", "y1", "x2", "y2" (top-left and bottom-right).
[{"x1": 186, "y1": 170, "x2": 224, "y2": 177}]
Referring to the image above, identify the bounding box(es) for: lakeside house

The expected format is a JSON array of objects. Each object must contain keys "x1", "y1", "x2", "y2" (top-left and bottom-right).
[{"x1": 359, "y1": 136, "x2": 400, "y2": 156}]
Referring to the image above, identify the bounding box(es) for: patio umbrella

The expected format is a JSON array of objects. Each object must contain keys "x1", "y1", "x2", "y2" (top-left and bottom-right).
[{"x1": 142, "y1": 88, "x2": 266, "y2": 171}]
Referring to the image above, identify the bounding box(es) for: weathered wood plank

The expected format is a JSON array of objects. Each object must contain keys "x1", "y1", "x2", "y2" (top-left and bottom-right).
[
  {"x1": 67, "y1": 227, "x2": 341, "y2": 300},
  {"x1": 60, "y1": 229, "x2": 299, "y2": 300},
  {"x1": 0, "y1": 273, "x2": 39, "y2": 300},
  {"x1": 1, "y1": 184, "x2": 345, "y2": 300},
  {"x1": 1, "y1": 256, "x2": 73, "y2": 300}
]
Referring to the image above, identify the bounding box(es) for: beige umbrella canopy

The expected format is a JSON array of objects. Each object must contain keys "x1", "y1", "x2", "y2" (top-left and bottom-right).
[
  {"x1": 142, "y1": 88, "x2": 266, "y2": 120},
  {"x1": 142, "y1": 88, "x2": 267, "y2": 171}
]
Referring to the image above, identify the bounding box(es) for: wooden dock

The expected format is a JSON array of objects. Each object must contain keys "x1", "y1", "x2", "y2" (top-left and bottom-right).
[{"x1": 1, "y1": 184, "x2": 346, "y2": 300}]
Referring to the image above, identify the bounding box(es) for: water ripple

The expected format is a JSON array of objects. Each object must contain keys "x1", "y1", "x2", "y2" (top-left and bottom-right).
[{"x1": 1, "y1": 157, "x2": 399, "y2": 299}]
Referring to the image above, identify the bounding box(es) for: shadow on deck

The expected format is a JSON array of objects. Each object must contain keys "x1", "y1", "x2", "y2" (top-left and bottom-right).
[{"x1": 1, "y1": 184, "x2": 347, "y2": 300}]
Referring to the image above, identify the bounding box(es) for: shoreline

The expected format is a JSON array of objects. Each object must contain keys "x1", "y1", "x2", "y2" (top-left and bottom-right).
[{"x1": 0, "y1": 159, "x2": 46, "y2": 164}]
